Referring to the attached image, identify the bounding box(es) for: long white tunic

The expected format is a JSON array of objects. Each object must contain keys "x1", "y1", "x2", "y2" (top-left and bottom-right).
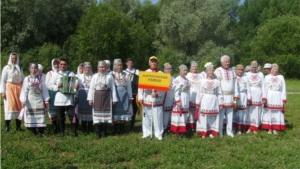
[
  {"x1": 138, "y1": 69, "x2": 164, "y2": 139},
  {"x1": 48, "y1": 70, "x2": 76, "y2": 106},
  {"x1": 170, "y1": 76, "x2": 190, "y2": 133},
  {"x1": 245, "y1": 71, "x2": 265, "y2": 131},
  {"x1": 214, "y1": 67, "x2": 238, "y2": 135},
  {"x1": 234, "y1": 74, "x2": 252, "y2": 129},
  {"x1": 262, "y1": 74, "x2": 286, "y2": 130},
  {"x1": 195, "y1": 79, "x2": 223, "y2": 136},
  {"x1": 20, "y1": 75, "x2": 50, "y2": 127}
]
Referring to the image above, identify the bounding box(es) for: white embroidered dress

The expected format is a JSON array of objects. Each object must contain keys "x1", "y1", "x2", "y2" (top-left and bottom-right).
[
  {"x1": 170, "y1": 76, "x2": 190, "y2": 133},
  {"x1": 195, "y1": 79, "x2": 223, "y2": 136},
  {"x1": 261, "y1": 74, "x2": 286, "y2": 131},
  {"x1": 234, "y1": 74, "x2": 252, "y2": 130},
  {"x1": 20, "y1": 75, "x2": 49, "y2": 127},
  {"x1": 245, "y1": 71, "x2": 266, "y2": 131}
]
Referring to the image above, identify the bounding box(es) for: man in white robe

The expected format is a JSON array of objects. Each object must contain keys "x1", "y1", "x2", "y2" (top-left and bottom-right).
[
  {"x1": 48, "y1": 59, "x2": 79, "y2": 138},
  {"x1": 214, "y1": 55, "x2": 239, "y2": 137},
  {"x1": 138, "y1": 56, "x2": 164, "y2": 140}
]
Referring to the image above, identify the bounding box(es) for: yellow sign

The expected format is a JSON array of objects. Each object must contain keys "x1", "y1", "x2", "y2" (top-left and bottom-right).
[{"x1": 138, "y1": 71, "x2": 171, "y2": 92}]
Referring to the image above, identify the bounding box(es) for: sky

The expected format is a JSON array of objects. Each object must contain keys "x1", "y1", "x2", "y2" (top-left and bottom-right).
[
  {"x1": 140, "y1": 0, "x2": 158, "y2": 4},
  {"x1": 151, "y1": 0, "x2": 158, "y2": 4}
]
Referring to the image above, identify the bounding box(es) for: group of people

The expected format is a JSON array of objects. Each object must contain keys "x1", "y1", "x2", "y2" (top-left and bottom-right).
[{"x1": 1, "y1": 53, "x2": 287, "y2": 140}]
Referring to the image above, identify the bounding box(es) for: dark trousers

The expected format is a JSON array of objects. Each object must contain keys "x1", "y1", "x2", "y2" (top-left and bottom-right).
[
  {"x1": 56, "y1": 106, "x2": 75, "y2": 121},
  {"x1": 56, "y1": 105, "x2": 77, "y2": 136},
  {"x1": 130, "y1": 94, "x2": 138, "y2": 128}
]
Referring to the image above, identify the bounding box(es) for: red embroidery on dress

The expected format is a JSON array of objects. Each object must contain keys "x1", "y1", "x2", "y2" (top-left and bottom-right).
[
  {"x1": 191, "y1": 74, "x2": 200, "y2": 81},
  {"x1": 250, "y1": 74, "x2": 260, "y2": 83},
  {"x1": 237, "y1": 76, "x2": 243, "y2": 83},
  {"x1": 271, "y1": 77, "x2": 279, "y2": 84},
  {"x1": 222, "y1": 67, "x2": 231, "y2": 81},
  {"x1": 205, "y1": 80, "x2": 215, "y2": 90}
]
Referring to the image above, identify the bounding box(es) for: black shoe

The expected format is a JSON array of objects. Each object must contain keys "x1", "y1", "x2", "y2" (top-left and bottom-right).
[
  {"x1": 59, "y1": 120, "x2": 65, "y2": 138},
  {"x1": 60, "y1": 132, "x2": 65, "y2": 138},
  {"x1": 5, "y1": 120, "x2": 10, "y2": 133},
  {"x1": 52, "y1": 120, "x2": 58, "y2": 133},
  {"x1": 95, "y1": 125, "x2": 100, "y2": 139},
  {"x1": 39, "y1": 128, "x2": 45, "y2": 137},
  {"x1": 72, "y1": 123, "x2": 78, "y2": 137},
  {"x1": 100, "y1": 123, "x2": 108, "y2": 138},
  {"x1": 120, "y1": 123, "x2": 125, "y2": 135},
  {"x1": 114, "y1": 123, "x2": 119, "y2": 135},
  {"x1": 101, "y1": 131, "x2": 106, "y2": 138},
  {"x1": 16, "y1": 119, "x2": 22, "y2": 131},
  {"x1": 82, "y1": 121, "x2": 87, "y2": 132},
  {"x1": 31, "y1": 128, "x2": 37, "y2": 136},
  {"x1": 87, "y1": 121, "x2": 93, "y2": 133}
]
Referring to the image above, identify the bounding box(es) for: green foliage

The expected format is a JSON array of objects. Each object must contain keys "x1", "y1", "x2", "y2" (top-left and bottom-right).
[
  {"x1": 69, "y1": 3, "x2": 134, "y2": 71},
  {"x1": 248, "y1": 15, "x2": 300, "y2": 78},
  {"x1": 20, "y1": 43, "x2": 63, "y2": 75},
  {"x1": 235, "y1": 0, "x2": 300, "y2": 67},
  {"x1": 155, "y1": 0, "x2": 239, "y2": 68},
  {"x1": 1, "y1": 0, "x2": 300, "y2": 79},
  {"x1": 1, "y1": 0, "x2": 91, "y2": 52}
]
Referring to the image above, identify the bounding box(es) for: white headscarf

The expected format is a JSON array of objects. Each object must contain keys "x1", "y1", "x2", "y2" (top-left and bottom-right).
[
  {"x1": 38, "y1": 64, "x2": 43, "y2": 71},
  {"x1": 77, "y1": 63, "x2": 84, "y2": 75},
  {"x1": 7, "y1": 53, "x2": 21, "y2": 72},
  {"x1": 51, "y1": 58, "x2": 60, "y2": 72}
]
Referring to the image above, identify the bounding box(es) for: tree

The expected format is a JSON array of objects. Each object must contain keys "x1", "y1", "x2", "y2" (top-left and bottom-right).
[
  {"x1": 69, "y1": 3, "x2": 134, "y2": 70},
  {"x1": 155, "y1": 0, "x2": 239, "y2": 70},
  {"x1": 1, "y1": 0, "x2": 91, "y2": 52},
  {"x1": 234, "y1": 0, "x2": 300, "y2": 63},
  {"x1": 249, "y1": 15, "x2": 300, "y2": 78}
]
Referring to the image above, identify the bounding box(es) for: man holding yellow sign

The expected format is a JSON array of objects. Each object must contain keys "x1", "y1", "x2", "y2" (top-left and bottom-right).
[{"x1": 138, "y1": 56, "x2": 170, "y2": 140}]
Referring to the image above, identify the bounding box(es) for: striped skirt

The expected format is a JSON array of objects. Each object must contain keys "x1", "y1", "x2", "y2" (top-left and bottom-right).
[
  {"x1": 93, "y1": 90, "x2": 112, "y2": 124},
  {"x1": 77, "y1": 89, "x2": 93, "y2": 121}
]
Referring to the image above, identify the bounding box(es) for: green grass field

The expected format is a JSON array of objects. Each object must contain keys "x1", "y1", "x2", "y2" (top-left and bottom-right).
[{"x1": 1, "y1": 80, "x2": 300, "y2": 168}]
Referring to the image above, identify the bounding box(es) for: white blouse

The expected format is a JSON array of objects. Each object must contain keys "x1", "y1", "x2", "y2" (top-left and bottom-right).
[{"x1": 0, "y1": 65, "x2": 24, "y2": 93}]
